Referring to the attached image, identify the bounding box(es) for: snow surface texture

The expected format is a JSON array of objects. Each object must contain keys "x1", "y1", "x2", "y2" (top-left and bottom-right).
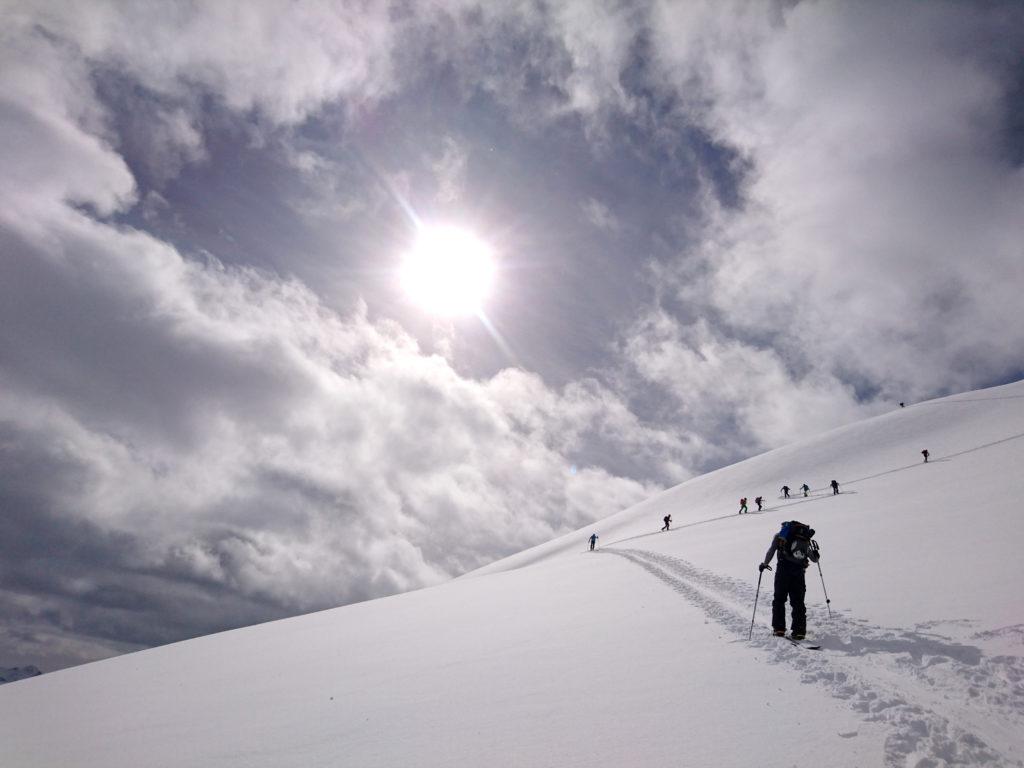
[{"x1": 2, "y1": 381, "x2": 1024, "y2": 766}]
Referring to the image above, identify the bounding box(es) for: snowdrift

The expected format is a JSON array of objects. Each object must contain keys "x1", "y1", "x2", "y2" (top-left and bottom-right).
[{"x1": 2, "y1": 381, "x2": 1024, "y2": 767}]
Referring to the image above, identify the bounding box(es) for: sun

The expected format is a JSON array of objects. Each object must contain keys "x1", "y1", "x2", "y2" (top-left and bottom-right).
[{"x1": 400, "y1": 225, "x2": 495, "y2": 316}]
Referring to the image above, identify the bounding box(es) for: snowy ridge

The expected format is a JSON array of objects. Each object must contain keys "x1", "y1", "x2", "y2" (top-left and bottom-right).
[{"x1": 1, "y1": 381, "x2": 1023, "y2": 766}]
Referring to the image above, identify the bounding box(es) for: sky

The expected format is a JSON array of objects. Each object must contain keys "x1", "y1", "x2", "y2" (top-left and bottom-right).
[{"x1": 1, "y1": 0, "x2": 1023, "y2": 672}]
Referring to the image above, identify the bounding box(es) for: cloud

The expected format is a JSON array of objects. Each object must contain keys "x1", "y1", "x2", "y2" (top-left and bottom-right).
[
  {"x1": 431, "y1": 136, "x2": 469, "y2": 204},
  {"x1": 581, "y1": 197, "x2": 621, "y2": 232},
  {"x1": 641, "y1": 1, "x2": 1024, "y2": 404},
  {"x1": 592, "y1": 0, "x2": 1024, "y2": 466},
  {"x1": 620, "y1": 310, "x2": 869, "y2": 463},
  {"x1": 117, "y1": 99, "x2": 209, "y2": 184},
  {"x1": 0, "y1": 24, "x2": 137, "y2": 220},
  {"x1": 280, "y1": 144, "x2": 375, "y2": 223},
  {"x1": 23, "y1": 0, "x2": 398, "y2": 125}
]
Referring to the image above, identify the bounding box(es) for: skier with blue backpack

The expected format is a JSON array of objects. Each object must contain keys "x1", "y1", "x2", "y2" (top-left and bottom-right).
[{"x1": 759, "y1": 521, "x2": 820, "y2": 640}]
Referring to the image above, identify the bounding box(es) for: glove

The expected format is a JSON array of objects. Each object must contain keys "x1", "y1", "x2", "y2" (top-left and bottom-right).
[
  {"x1": 759, "y1": 563, "x2": 771, "y2": 572},
  {"x1": 809, "y1": 541, "x2": 821, "y2": 563}
]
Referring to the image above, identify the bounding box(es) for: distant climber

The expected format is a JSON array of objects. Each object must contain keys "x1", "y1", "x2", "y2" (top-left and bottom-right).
[
  {"x1": 739, "y1": 497, "x2": 748, "y2": 515},
  {"x1": 899, "y1": 402, "x2": 905, "y2": 408},
  {"x1": 781, "y1": 485, "x2": 791, "y2": 499},
  {"x1": 830, "y1": 479, "x2": 840, "y2": 495},
  {"x1": 759, "y1": 520, "x2": 821, "y2": 640},
  {"x1": 922, "y1": 449, "x2": 929, "y2": 463},
  {"x1": 755, "y1": 496, "x2": 764, "y2": 511},
  {"x1": 662, "y1": 514, "x2": 672, "y2": 531},
  {"x1": 589, "y1": 533, "x2": 599, "y2": 551},
  {"x1": 800, "y1": 483, "x2": 810, "y2": 497}
]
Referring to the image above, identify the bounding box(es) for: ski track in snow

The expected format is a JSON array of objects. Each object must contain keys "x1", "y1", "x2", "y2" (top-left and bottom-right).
[{"x1": 600, "y1": 547, "x2": 1024, "y2": 767}]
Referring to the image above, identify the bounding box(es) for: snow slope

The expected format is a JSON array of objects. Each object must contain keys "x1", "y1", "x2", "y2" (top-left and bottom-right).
[{"x1": 2, "y1": 380, "x2": 1024, "y2": 766}]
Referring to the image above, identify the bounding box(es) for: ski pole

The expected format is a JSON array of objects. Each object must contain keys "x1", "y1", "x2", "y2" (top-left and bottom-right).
[
  {"x1": 810, "y1": 541, "x2": 831, "y2": 618},
  {"x1": 815, "y1": 557, "x2": 832, "y2": 618},
  {"x1": 748, "y1": 569, "x2": 765, "y2": 640}
]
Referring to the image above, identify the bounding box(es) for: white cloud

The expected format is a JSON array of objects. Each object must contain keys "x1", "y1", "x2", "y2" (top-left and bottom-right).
[
  {"x1": 280, "y1": 144, "x2": 374, "y2": 223},
  {"x1": 552, "y1": 0, "x2": 638, "y2": 118},
  {"x1": 621, "y1": 311, "x2": 871, "y2": 461},
  {"x1": 432, "y1": 136, "x2": 469, "y2": 204},
  {"x1": 24, "y1": 0, "x2": 398, "y2": 124},
  {"x1": 141, "y1": 106, "x2": 208, "y2": 181},
  {"x1": 0, "y1": 25, "x2": 136, "y2": 220},
  {"x1": 585, "y1": 0, "x2": 1024, "y2": 458},
  {"x1": 644, "y1": 1, "x2": 1024, "y2": 404},
  {"x1": 581, "y1": 197, "x2": 620, "y2": 232}
]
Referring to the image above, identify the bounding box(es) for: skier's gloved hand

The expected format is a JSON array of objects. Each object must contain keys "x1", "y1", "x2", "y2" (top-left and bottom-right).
[
  {"x1": 759, "y1": 563, "x2": 771, "y2": 572},
  {"x1": 808, "y1": 550, "x2": 820, "y2": 563}
]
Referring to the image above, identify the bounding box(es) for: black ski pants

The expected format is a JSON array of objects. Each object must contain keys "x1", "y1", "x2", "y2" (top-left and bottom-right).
[{"x1": 772, "y1": 563, "x2": 806, "y2": 635}]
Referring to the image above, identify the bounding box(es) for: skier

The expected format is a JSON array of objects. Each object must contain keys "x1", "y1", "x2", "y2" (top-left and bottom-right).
[
  {"x1": 921, "y1": 449, "x2": 929, "y2": 463},
  {"x1": 662, "y1": 514, "x2": 672, "y2": 531},
  {"x1": 755, "y1": 496, "x2": 764, "y2": 511},
  {"x1": 830, "y1": 479, "x2": 839, "y2": 495},
  {"x1": 738, "y1": 497, "x2": 748, "y2": 515},
  {"x1": 800, "y1": 483, "x2": 810, "y2": 498},
  {"x1": 899, "y1": 402, "x2": 905, "y2": 408},
  {"x1": 759, "y1": 521, "x2": 820, "y2": 640},
  {"x1": 589, "y1": 533, "x2": 599, "y2": 551},
  {"x1": 781, "y1": 485, "x2": 791, "y2": 499}
]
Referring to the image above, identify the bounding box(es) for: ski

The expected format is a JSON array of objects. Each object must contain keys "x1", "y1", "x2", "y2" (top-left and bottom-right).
[
  {"x1": 772, "y1": 633, "x2": 821, "y2": 649},
  {"x1": 786, "y1": 638, "x2": 821, "y2": 650}
]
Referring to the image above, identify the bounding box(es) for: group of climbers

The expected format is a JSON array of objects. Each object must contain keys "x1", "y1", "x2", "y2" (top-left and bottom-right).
[
  {"x1": 778, "y1": 480, "x2": 839, "y2": 500},
  {"x1": 586, "y1": 445, "x2": 933, "y2": 640}
]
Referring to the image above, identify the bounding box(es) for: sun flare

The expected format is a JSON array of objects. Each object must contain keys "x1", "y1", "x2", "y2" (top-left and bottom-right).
[{"x1": 401, "y1": 225, "x2": 495, "y2": 316}]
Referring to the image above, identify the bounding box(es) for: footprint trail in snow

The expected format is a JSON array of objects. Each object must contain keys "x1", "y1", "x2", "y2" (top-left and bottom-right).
[{"x1": 601, "y1": 547, "x2": 1024, "y2": 767}]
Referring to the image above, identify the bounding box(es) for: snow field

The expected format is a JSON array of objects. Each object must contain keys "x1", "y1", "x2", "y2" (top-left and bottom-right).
[{"x1": 0, "y1": 553, "x2": 883, "y2": 767}]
